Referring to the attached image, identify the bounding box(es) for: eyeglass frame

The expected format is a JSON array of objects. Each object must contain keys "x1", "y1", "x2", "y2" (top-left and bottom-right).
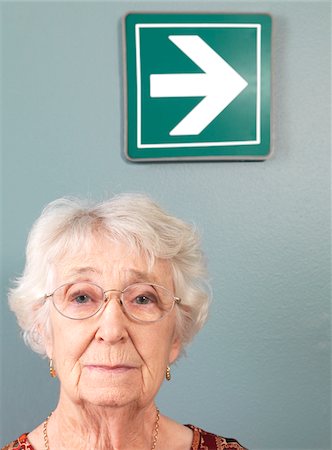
[{"x1": 44, "y1": 281, "x2": 181, "y2": 323}]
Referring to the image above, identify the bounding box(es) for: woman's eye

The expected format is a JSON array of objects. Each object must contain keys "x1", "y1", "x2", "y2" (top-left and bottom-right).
[
  {"x1": 73, "y1": 294, "x2": 91, "y2": 304},
  {"x1": 134, "y1": 295, "x2": 155, "y2": 305}
]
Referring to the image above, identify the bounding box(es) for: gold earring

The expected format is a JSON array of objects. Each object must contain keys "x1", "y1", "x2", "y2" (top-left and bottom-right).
[
  {"x1": 49, "y1": 359, "x2": 57, "y2": 378},
  {"x1": 166, "y1": 365, "x2": 171, "y2": 381}
]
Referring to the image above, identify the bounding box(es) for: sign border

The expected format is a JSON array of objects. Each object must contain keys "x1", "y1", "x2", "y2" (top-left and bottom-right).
[
  {"x1": 136, "y1": 23, "x2": 262, "y2": 149},
  {"x1": 124, "y1": 13, "x2": 272, "y2": 162}
]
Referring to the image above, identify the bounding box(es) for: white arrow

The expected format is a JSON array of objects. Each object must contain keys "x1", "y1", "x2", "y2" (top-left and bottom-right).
[{"x1": 150, "y1": 35, "x2": 248, "y2": 136}]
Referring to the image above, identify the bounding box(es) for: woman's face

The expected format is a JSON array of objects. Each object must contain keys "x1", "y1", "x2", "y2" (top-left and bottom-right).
[{"x1": 45, "y1": 238, "x2": 181, "y2": 409}]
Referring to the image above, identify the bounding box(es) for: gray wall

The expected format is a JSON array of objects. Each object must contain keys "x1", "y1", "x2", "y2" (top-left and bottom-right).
[{"x1": 1, "y1": 1, "x2": 330, "y2": 449}]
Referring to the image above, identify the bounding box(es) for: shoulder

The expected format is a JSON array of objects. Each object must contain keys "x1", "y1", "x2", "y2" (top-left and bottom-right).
[
  {"x1": 186, "y1": 424, "x2": 247, "y2": 450},
  {"x1": 1, "y1": 434, "x2": 35, "y2": 450}
]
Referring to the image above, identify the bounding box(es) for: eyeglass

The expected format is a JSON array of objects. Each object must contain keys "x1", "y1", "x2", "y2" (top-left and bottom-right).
[{"x1": 44, "y1": 281, "x2": 181, "y2": 322}]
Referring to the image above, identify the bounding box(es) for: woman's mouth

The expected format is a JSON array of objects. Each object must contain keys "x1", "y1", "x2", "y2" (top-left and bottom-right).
[{"x1": 84, "y1": 364, "x2": 137, "y2": 374}]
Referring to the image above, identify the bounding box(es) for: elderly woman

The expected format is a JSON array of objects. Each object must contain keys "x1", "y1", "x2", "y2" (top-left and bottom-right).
[{"x1": 4, "y1": 194, "x2": 246, "y2": 450}]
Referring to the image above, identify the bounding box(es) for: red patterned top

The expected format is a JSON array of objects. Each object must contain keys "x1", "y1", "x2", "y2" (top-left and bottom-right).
[
  {"x1": 2, "y1": 434, "x2": 33, "y2": 450},
  {"x1": 186, "y1": 425, "x2": 247, "y2": 450},
  {"x1": 2, "y1": 427, "x2": 247, "y2": 450}
]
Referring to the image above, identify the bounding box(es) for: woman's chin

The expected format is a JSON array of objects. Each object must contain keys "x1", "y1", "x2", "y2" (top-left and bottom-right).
[
  {"x1": 78, "y1": 386, "x2": 138, "y2": 407},
  {"x1": 77, "y1": 371, "x2": 141, "y2": 407}
]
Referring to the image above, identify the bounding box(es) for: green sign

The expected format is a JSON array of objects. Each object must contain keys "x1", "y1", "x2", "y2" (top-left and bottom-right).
[{"x1": 124, "y1": 13, "x2": 271, "y2": 161}]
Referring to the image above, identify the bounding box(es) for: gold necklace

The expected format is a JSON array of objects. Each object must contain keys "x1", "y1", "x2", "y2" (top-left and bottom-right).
[
  {"x1": 43, "y1": 413, "x2": 51, "y2": 450},
  {"x1": 151, "y1": 408, "x2": 160, "y2": 450},
  {"x1": 43, "y1": 408, "x2": 160, "y2": 450}
]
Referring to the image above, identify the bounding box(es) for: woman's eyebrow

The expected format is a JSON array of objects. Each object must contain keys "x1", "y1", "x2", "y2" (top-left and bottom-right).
[
  {"x1": 125, "y1": 269, "x2": 158, "y2": 283},
  {"x1": 64, "y1": 267, "x2": 160, "y2": 283},
  {"x1": 66, "y1": 267, "x2": 101, "y2": 277}
]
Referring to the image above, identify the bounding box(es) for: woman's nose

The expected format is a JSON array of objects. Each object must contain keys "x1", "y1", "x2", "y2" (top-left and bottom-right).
[
  {"x1": 103, "y1": 290, "x2": 123, "y2": 308},
  {"x1": 95, "y1": 292, "x2": 129, "y2": 343}
]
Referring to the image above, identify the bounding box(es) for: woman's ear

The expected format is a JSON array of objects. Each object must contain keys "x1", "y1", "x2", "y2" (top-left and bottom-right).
[
  {"x1": 37, "y1": 323, "x2": 53, "y2": 358},
  {"x1": 169, "y1": 336, "x2": 181, "y2": 364}
]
